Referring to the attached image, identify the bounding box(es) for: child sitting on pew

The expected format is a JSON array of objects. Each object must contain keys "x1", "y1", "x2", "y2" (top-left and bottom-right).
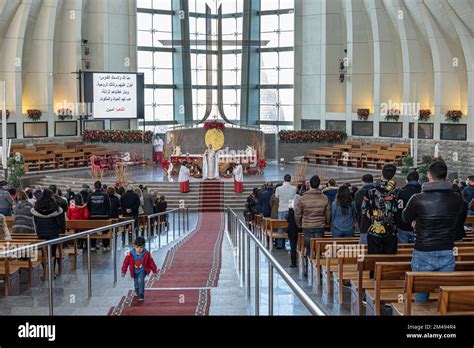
[{"x1": 121, "y1": 237, "x2": 157, "y2": 302}]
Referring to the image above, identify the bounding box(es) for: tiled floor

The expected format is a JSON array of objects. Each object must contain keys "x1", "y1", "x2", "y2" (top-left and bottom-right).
[{"x1": 28, "y1": 162, "x2": 369, "y2": 184}]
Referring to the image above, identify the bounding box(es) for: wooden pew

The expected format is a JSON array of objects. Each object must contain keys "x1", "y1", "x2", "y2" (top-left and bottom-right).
[
  {"x1": 64, "y1": 219, "x2": 116, "y2": 269},
  {"x1": 337, "y1": 152, "x2": 363, "y2": 168},
  {"x1": 347, "y1": 141, "x2": 363, "y2": 148},
  {"x1": 23, "y1": 153, "x2": 59, "y2": 172},
  {"x1": 392, "y1": 271, "x2": 474, "y2": 316},
  {"x1": 263, "y1": 219, "x2": 288, "y2": 251},
  {"x1": 304, "y1": 150, "x2": 337, "y2": 165},
  {"x1": 438, "y1": 285, "x2": 474, "y2": 315},
  {"x1": 362, "y1": 153, "x2": 399, "y2": 169},
  {"x1": 65, "y1": 141, "x2": 84, "y2": 149},
  {"x1": 371, "y1": 260, "x2": 474, "y2": 316}
]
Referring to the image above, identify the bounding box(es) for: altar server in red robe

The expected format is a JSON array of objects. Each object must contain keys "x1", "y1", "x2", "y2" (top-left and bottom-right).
[
  {"x1": 179, "y1": 161, "x2": 190, "y2": 193},
  {"x1": 232, "y1": 162, "x2": 244, "y2": 193}
]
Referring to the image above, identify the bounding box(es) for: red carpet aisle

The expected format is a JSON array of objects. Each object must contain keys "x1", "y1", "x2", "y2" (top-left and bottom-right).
[
  {"x1": 108, "y1": 211, "x2": 225, "y2": 316},
  {"x1": 200, "y1": 181, "x2": 223, "y2": 212}
]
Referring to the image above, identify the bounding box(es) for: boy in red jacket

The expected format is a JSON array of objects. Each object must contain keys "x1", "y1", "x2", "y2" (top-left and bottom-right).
[{"x1": 121, "y1": 237, "x2": 157, "y2": 301}]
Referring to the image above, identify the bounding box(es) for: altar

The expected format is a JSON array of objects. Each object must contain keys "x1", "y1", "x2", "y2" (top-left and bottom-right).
[
  {"x1": 170, "y1": 151, "x2": 259, "y2": 176},
  {"x1": 165, "y1": 121, "x2": 266, "y2": 177}
]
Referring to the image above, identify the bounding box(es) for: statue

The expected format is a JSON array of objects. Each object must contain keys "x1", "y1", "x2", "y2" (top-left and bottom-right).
[
  {"x1": 202, "y1": 144, "x2": 219, "y2": 180},
  {"x1": 172, "y1": 146, "x2": 182, "y2": 156},
  {"x1": 434, "y1": 143, "x2": 440, "y2": 159}
]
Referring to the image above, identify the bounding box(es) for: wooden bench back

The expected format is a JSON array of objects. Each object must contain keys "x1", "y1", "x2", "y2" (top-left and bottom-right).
[
  {"x1": 438, "y1": 285, "x2": 474, "y2": 315},
  {"x1": 66, "y1": 220, "x2": 114, "y2": 231}
]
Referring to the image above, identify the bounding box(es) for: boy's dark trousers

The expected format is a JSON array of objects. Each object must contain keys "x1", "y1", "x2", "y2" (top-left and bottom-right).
[{"x1": 134, "y1": 271, "x2": 146, "y2": 297}]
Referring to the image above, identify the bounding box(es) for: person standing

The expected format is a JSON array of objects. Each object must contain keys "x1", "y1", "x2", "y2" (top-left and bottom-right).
[
  {"x1": 257, "y1": 183, "x2": 274, "y2": 218},
  {"x1": 462, "y1": 175, "x2": 474, "y2": 216},
  {"x1": 402, "y1": 160, "x2": 463, "y2": 302},
  {"x1": 0, "y1": 181, "x2": 14, "y2": 216},
  {"x1": 294, "y1": 175, "x2": 331, "y2": 277},
  {"x1": 87, "y1": 181, "x2": 111, "y2": 250},
  {"x1": 275, "y1": 175, "x2": 297, "y2": 249},
  {"x1": 121, "y1": 185, "x2": 141, "y2": 235},
  {"x1": 322, "y1": 179, "x2": 338, "y2": 205},
  {"x1": 395, "y1": 171, "x2": 421, "y2": 244},
  {"x1": 142, "y1": 187, "x2": 154, "y2": 217},
  {"x1": 331, "y1": 185, "x2": 356, "y2": 237},
  {"x1": 452, "y1": 184, "x2": 468, "y2": 242},
  {"x1": 153, "y1": 135, "x2": 164, "y2": 165},
  {"x1": 12, "y1": 190, "x2": 36, "y2": 234},
  {"x1": 354, "y1": 174, "x2": 374, "y2": 244},
  {"x1": 286, "y1": 198, "x2": 301, "y2": 268},
  {"x1": 232, "y1": 162, "x2": 244, "y2": 193},
  {"x1": 179, "y1": 161, "x2": 190, "y2": 193},
  {"x1": 361, "y1": 164, "x2": 399, "y2": 256},
  {"x1": 31, "y1": 189, "x2": 64, "y2": 274},
  {"x1": 107, "y1": 187, "x2": 121, "y2": 219}
]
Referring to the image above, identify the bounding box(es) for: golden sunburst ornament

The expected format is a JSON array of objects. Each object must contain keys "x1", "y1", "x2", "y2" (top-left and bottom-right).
[{"x1": 205, "y1": 128, "x2": 225, "y2": 150}]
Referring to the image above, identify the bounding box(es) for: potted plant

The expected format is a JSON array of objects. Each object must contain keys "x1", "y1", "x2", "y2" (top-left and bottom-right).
[
  {"x1": 357, "y1": 109, "x2": 370, "y2": 121},
  {"x1": 419, "y1": 109, "x2": 431, "y2": 122},
  {"x1": 27, "y1": 109, "x2": 42, "y2": 121},
  {"x1": 384, "y1": 108, "x2": 400, "y2": 122},
  {"x1": 57, "y1": 108, "x2": 73, "y2": 121},
  {"x1": 445, "y1": 110, "x2": 463, "y2": 123}
]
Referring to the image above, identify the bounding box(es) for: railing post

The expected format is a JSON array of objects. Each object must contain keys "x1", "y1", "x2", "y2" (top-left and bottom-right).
[
  {"x1": 268, "y1": 263, "x2": 273, "y2": 316},
  {"x1": 255, "y1": 244, "x2": 260, "y2": 316},
  {"x1": 241, "y1": 225, "x2": 245, "y2": 286},
  {"x1": 87, "y1": 235, "x2": 92, "y2": 298},
  {"x1": 172, "y1": 211, "x2": 175, "y2": 243},
  {"x1": 113, "y1": 227, "x2": 117, "y2": 286},
  {"x1": 238, "y1": 223, "x2": 241, "y2": 274},
  {"x1": 47, "y1": 245, "x2": 54, "y2": 316},
  {"x1": 147, "y1": 217, "x2": 152, "y2": 251},
  {"x1": 158, "y1": 217, "x2": 162, "y2": 248},
  {"x1": 247, "y1": 233, "x2": 251, "y2": 301},
  {"x1": 186, "y1": 206, "x2": 189, "y2": 232}
]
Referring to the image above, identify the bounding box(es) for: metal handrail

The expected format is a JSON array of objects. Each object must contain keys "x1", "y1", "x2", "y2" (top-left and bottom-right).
[
  {"x1": 146, "y1": 206, "x2": 189, "y2": 248},
  {"x1": 226, "y1": 207, "x2": 325, "y2": 316},
  {"x1": 0, "y1": 218, "x2": 136, "y2": 316},
  {"x1": 0, "y1": 206, "x2": 190, "y2": 316}
]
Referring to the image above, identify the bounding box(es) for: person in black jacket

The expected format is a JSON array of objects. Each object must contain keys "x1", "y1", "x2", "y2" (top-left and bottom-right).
[
  {"x1": 286, "y1": 201, "x2": 301, "y2": 268},
  {"x1": 120, "y1": 185, "x2": 141, "y2": 234},
  {"x1": 402, "y1": 160, "x2": 463, "y2": 302},
  {"x1": 87, "y1": 181, "x2": 111, "y2": 250},
  {"x1": 257, "y1": 183, "x2": 274, "y2": 218},
  {"x1": 80, "y1": 184, "x2": 91, "y2": 204},
  {"x1": 156, "y1": 195, "x2": 168, "y2": 233},
  {"x1": 395, "y1": 171, "x2": 421, "y2": 244},
  {"x1": 31, "y1": 189, "x2": 64, "y2": 275},
  {"x1": 354, "y1": 174, "x2": 374, "y2": 245},
  {"x1": 453, "y1": 184, "x2": 468, "y2": 242},
  {"x1": 107, "y1": 187, "x2": 121, "y2": 219}
]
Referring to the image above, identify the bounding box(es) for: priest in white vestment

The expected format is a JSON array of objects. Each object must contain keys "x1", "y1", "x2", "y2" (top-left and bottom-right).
[
  {"x1": 232, "y1": 162, "x2": 244, "y2": 193},
  {"x1": 202, "y1": 144, "x2": 219, "y2": 180},
  {"x1": 179, "y1": 161, "x2": 190, "y2": 193}
]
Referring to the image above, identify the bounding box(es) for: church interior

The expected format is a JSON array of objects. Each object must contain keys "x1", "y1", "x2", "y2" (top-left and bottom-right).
[{"x1": 0, "y1": 0, "x2": 474, "y2": 345}]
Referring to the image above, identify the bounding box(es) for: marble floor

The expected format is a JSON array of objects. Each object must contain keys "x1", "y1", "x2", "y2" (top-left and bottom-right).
[
  {"x1": 0, "y1": 210, "x2": 340, "y2": 316},
  {"x1": 26, "y1": 162, "x2": 370, "y2": 184}
]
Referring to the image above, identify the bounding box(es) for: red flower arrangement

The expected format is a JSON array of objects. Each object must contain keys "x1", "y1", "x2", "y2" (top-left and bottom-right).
[
  {"x1": 419, "y1": 109, "x2": 431, "y2": 122},
  {"x1": 0, "y1": 110, "x2": 10, "y2": 119},
  {"x1": 357, "y1": 109, "x2": 370, "y2": 120},
  {"x1": 204, "y1": 120, "x2": 225, "y2": 131},
  {"x1": 27, "y1": 109, "x2": 42, "y2": 121},
  {"x1": 82, "y1": 130, "x2": 153, "y2": 144},
  {"x1": 445, "y1": 110, "x2": 463, "y2": 123},
  {"x1": 279, "y1": 130, "x2": 347, "y2": 143},
  {"x1": 258, "y1": 159, "x2": 267, "y2": 169}
]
